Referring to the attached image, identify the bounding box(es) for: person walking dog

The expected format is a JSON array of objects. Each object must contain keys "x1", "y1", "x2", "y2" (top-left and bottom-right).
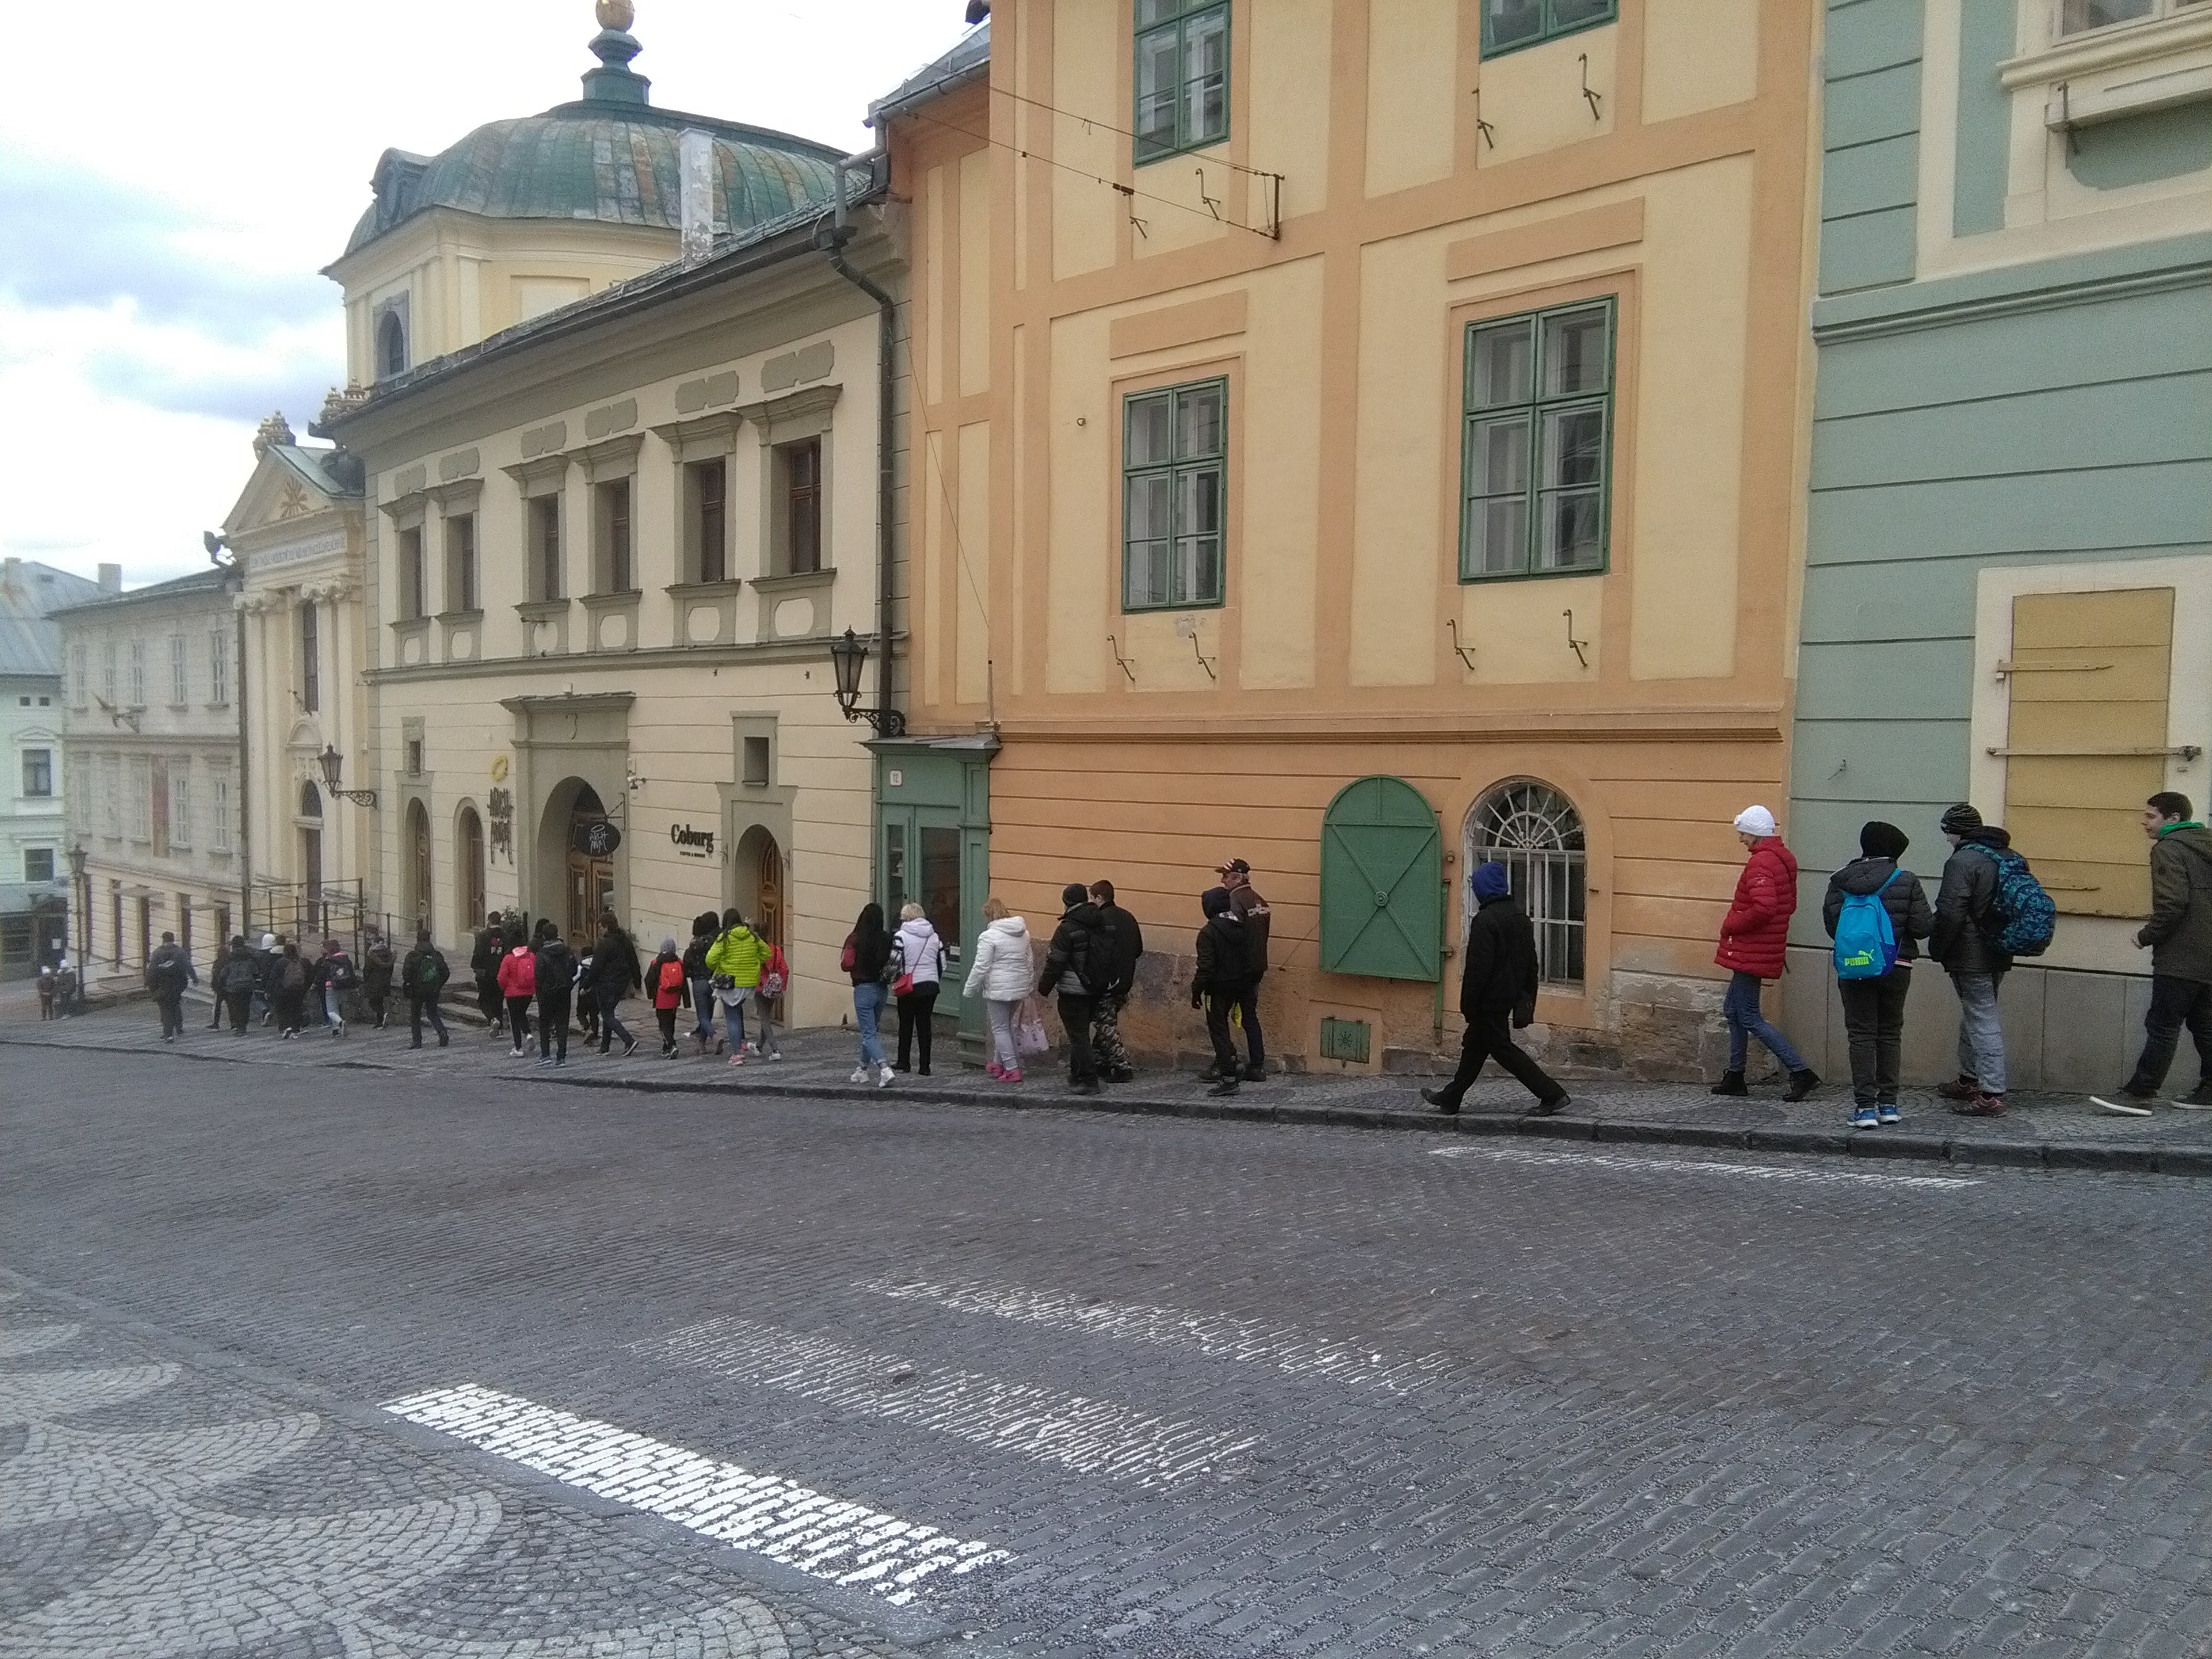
[
  {"x1": 1713, "y1": 806, "x2": 1818, "y2": 1101},
  {"x1": 1422, "y1": 863, "x2": 1570, "y2": 1117},
  {"x1": 2096, "y1": 792, "x2": 2212, "y2": 1114},
  {"x1": 1822, "y1": 821, "x2": 1933, "y2": 1129},
  {"x1": 965, "y1": 896, "x2": 1033, "y2": 1082}
]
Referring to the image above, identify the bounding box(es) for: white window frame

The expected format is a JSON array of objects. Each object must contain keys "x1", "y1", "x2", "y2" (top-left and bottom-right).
[
  {"x1": 210, "y1": 770, "x2": 233, "y2": 853},
  {"x1": 128, "y1": 758, "x2": 151, "y2": 842},
  {"x1": 169, "y1": 769, "x2": 193, "y2": 851},
  {"x1": 209, "y1": 626, "x2": 230, "y2": 708},
  {"x1": 127, "y1": 638, "x2": 146, "y2": 708},
  {"x1": 69, "y1": 643, "x2": 86, "y2": 708},
  {"x1": 101, "y1": 756, "x2": 121, "y2": 839},
  {"x1": 2055, "y1": 0, "x2": 2206, "y2": 39},
  {"x1": 100, "y1": 640, "x2": 117, "y2": 703},
  {"x1": 169, "y1": 632, "x2": 188, "y2": 706}
]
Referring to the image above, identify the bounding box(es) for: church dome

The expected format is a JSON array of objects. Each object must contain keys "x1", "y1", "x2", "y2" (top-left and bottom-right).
[{"x1": 340, "y1": 7, "x2": 844, "y2": 259}]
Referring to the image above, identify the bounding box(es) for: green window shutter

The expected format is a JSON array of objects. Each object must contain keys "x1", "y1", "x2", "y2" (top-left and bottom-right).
[{"x1": 1319, "y1": 776, "x2": 1443, "y2": 982}]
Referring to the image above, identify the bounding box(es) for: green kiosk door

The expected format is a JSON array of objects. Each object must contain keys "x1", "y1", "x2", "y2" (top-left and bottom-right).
[{"x1": 874, "y1": 737, "x2": 996, "y2": 1048}]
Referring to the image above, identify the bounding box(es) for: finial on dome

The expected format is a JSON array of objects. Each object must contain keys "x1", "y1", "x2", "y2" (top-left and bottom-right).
[{"x1": 583, "y1": 0, "x2": 650, "y2": 106}]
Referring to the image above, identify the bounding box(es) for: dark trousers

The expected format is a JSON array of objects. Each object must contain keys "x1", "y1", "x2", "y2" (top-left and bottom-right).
[
  {"x1": 476, "y1": 975, "x2": 502, "y2": 1025},
  {"x1": 156, "y1": 993, "x2": 184, "y2": 1038},
  {"x1": 506, "y1": 995, "x2": 533, "y2": 1048},
  {"x1": 274, "y1": 990, "x2": 305, "y2": 1034},
  {"x1": 1232, "y1": 975, "x2": 1265, "y2": 1071},
  {"x1": 1057, "y1": 993, "x2": 1097, "y2": 1084},
  {"x1": 224, "y1": 990, "x2": 251, "y2": 1031},
  {"x1": 366, "y1": 989, "x2": 388, "y2": 1027},
  {"x1": 1204, "y1": 987, "x2": 1246, "y2": 1078},
  {"x1": 1838, "y1": 968, "x2": 1910, "y2": 1105},
  {"x1": 597, "y1": 987, "x2": 632, "y2": 1050},
  {"x1": 207, "y1": 985, "x2": 226, "y2": 1027},
  {"x1": 656, "y1": 1007, "x2": 678, "y2": 1048},
  {"x1": 1435, "y1": 1008, "x2": 1563, "y2": 1107},
  {"x1": 409, "y1": 995, "x2": 447, "y2": 1046},
  {"x1": 896, "y1": 983, "x2": 940, "y2": 1072},
  {"x1": 2127, "y1": 974, "x2": 2212, "y2": 1095},
  {"x1": 537, "y1": 991, "x2": 569, "y2": 1060}
]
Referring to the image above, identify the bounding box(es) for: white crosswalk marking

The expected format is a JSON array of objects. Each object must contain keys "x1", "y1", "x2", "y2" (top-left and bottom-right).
[
  {"x1": 1431, "y1": 1144, "x2": 1980, "y2": 1189},
  {"x1": 381, "y1": 1383, "x2": 1009, "y2": 1605},
  {"x1": 861, "y1": 1278, "x2": 1448, "y2": 1393},
  {"x1": 640, "y1": 1316, "x2": 1261, "y2": 1486}
]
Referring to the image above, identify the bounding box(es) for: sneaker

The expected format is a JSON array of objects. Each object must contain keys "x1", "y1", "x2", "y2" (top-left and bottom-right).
[
  {"x1": 537, "y1": 1054, "x2": 555, "y2": 1067},
  {"x1": 987, "y1": 1061, "x2": 1004, "y2": 1080},
  {"x1": 336, "y1": 1019, "x2": 347, "y2": 1038},
  {"x1": 509, "y1": 1046, "x2": 524, "y2": 1059},
  {"x1": 728, "y1": 1052, "x2": 746, "y2": 1066},
  {"x1": 1851, "y1": 1107, "x2": 1880, "y2": 1129},
  {"x1": 621, "y1": 1037, "x2": 639, "y2": 1058},
  {"x1": 2091, "y1": 1090, "x2": 2156, "y2": 1118},
  {"x1": 555, "y1": 1057, "x2": 567, "y2": 1067},
  {"x1": 876, "y1": 1063, "x2": 895, "y2": 1088},
  {"x1": 409, "y1": 1040, "x2": 423, "y2": 1050},
  {"x1": 1877, "y1": 1103, "x2": 1902, "y2": 1126},
  {"x1": 1242, "y1": 1065, "x2": 1267, "y2": 1084},
  {"x1": 765, "y1": 1049, "x2": 783, "y2": 1062},
  {"x1": 1002, "y1": 1068, "x2": 1023, "y2": 1083},
  {"x1": 1525, "y1": 1094, "x2": 1570, "y2": 1118},
  {"x1": 1936, "y1": 1075, "x2": 1979, "y2": 1102},
  {"x1": 1786, "y1": 1069, "x2": 1822, "y2": 1103},
  {"x1": 1419, "y1": 1086, "x2": 1460, "y2": 1116},
  {"x1": 2174, "y1": 1088, "x2": 2212, "y2": 1111},
  {"x1": 1952, "y1": 1092, "x2": 2007, "y2": 1118},
  {"x1": 1710, "y1": 1071, "x2": 1747, "y2": 1097},
  {"x1": 437, "y1": 1034, "x2": 449, "y2": 1048},
  {"x1": 1206, "y1": 1078, "x2": 1240, "y2": 1097},
  {"x1": 851, "y1": 1065, "x2": 871, "y2": 1084}
]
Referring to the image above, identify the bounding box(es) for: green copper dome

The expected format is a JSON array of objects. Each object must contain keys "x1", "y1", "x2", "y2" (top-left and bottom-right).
[{"x1": 340, "y1": 12, "x2": 844, "y2": 259}]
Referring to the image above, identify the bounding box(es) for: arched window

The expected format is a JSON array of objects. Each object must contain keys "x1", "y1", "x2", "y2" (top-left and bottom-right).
[
  {"x1": 1469, "y1": 781, "x2": 1586, "y2": 986},
  {"x1": 378, "y1": 310, "x2": 408, "y2": 379},
  {"x1": 298, "y1": 781, "x2": 323, "y2": 819},
  {"x1": 457, "y1": 806, "x2": 486, "y2": 931}
]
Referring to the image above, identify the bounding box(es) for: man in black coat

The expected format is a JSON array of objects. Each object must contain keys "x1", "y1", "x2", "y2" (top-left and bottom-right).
[
  {"x1": 1191, "y1": 887, "x2": 1248, "y2": 1098},
  {"x1": 591, "y1": 913, "x2": 642, "y2": 1057},
  {"x1": 1088, "y1": 879, "x2": 1144, "y2": 1082},
  {"x1": 1038, "y1": 884, "x2": 1107, "y2": 1094},
  {"x1": 1422, "y1": 862, "x2": 1570, "y2": 1117}
]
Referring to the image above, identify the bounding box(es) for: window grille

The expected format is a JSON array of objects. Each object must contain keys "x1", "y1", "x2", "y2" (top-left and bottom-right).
[{"x1": 1470, "y1": 781, "x2": 1586, "y2": 985}]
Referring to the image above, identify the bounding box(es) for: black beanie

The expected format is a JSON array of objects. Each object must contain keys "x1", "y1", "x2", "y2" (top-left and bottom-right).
[
  {"x1": 1062, "y1": 882, "x2": 1089, "y2": 908},
  {"x1": 1860, "y1": 820, "x2": 1909, "y2": 861},
  {"x1": 1939, "y1": 803, "x2": 1983, "y2": 836}
]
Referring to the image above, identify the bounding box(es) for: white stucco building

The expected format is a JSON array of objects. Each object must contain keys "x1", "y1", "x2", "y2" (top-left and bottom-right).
[{"x1": 1, "y1": 557, "x2": 103, "y2": 977}]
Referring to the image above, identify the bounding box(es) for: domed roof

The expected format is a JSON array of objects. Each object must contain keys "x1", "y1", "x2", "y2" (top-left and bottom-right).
[{"x1": 340, "y1": 10, "x2": 844, "y2": 259}]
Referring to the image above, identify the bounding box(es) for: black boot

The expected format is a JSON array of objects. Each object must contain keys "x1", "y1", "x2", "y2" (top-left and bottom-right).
[
  {"x1": 1786, "y1": 1068, "x2": 1822, "y2": 1102},
  {"x1": 1420, "y1": 1086, "x2": 1459, "y2": 1115},
  {"x1": 1711, "y1": 1071, "x2": 1747, "y2": 1096}
]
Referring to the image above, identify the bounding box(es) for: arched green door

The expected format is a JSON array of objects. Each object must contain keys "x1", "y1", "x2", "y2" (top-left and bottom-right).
[{"x1": 1319, "y1": 776, "x2": 1443, "y2": 981}]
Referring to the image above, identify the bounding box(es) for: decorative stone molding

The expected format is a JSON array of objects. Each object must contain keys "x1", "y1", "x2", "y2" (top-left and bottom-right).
[
  {"x1": 735, "y1": 383, "x2": 841, "y2": 447},
  {"x1": 748, "y1": 567, "x2": 837, "y2": 644},
  {"x1": 515, "y1": 598, "x2": 573, "y2": 659},
  {"x1": 577, "y1": 590, "x2": 642, "y2": 653},
  {"x1": 665, "y1": 579, "x2": 745, "y2": 647},
  {"x1": 389, "y1": 616, "x2": 434, "y2": 669},
  {"x1": 436, "y1": 610, "x2": 485, "y2": 664}
]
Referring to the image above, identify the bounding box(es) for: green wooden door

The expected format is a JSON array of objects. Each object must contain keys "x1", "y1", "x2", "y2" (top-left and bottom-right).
[{"x1": 1319, "y1": 776, "x2": 1443, "y2": 981}]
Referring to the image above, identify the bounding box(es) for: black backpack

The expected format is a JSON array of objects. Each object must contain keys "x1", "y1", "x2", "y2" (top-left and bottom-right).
[
  {"x1": 1071, "y1": 922, "x2": 1113, "y2": 998},
  {"x1": 328, "y1": 956, "x2": 359, "y2": 991}
]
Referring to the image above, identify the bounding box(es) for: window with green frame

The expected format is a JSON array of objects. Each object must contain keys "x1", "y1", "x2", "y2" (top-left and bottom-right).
[
  {"x1": 1123, "y1": 378, "x2": 1226, "y2": 610},
  {"x1": 1480, "y1": 0, "x2": 1617, "y2": 58},
  {"x1": 1460, "y1": 298, "x2": 1613, "y2": 581},
  {"x1": 1134, "y1": 0, "x2": 1229, "y2": 164}
]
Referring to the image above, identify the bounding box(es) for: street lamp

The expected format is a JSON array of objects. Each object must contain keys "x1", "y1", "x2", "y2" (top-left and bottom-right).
[
  {"x1": 317, "y1": 745, "x2": 380, "y2": 809},
  {"x1": 65, "y1": 844, "x2": 87, "y2": 981},
  {"x1": 827, "y1": 626, "x2": 905, "y2": 737}
]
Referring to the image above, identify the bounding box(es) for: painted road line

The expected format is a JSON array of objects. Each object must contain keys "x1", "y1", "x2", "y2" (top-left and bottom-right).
[
  {"x1": 381, "y1": 1382, "x2": 1008, "y2": 1605},
  {"x1": 1431, "y1": 1144, "x2": 1980, "y2": 1189},
  {"x1": 861, "y1": 1278, "x2": 1448, "y2": 1393},
  {"x1": 641, "y1": 1316, "x2": 1261, "y2": 1486}
]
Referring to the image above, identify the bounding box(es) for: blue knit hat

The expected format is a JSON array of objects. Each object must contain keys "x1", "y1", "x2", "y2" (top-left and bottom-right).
[{"x1": 1471, "y1": 861, "x2": 1511, "y2": 900}]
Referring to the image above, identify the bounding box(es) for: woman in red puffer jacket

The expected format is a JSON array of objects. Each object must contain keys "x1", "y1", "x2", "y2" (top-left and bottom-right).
[
  {"x1": 496, "y1": 933, "x2": 537, "y2": 1057},
  {"x1": 1713, "y1": 805, "x2": 1819, "y2": 1101}
]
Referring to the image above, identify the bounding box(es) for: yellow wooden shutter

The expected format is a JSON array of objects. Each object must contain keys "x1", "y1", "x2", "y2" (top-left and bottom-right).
[{"x1": 2002, "y1": 588, "x2": 2173, "y2": 918}]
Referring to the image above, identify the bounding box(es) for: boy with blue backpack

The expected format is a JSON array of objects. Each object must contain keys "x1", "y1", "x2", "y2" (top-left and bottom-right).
[
  {"x1": 1930, "y1": 802, "x2": 2057, "y2": 1118},
  {"x1": 1823, "y1": 822, "x2": 1933, "y2": 1128}
]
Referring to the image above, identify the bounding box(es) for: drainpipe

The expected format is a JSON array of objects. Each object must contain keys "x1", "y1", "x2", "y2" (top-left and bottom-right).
[
  {"x1": 819, "y1": 155, "x2": 899, "y2": 739},
  {"x1": 237, "y1": 602, "x2": 252, "y2": 936}
]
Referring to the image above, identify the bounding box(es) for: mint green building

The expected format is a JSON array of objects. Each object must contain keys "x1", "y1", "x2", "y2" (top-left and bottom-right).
[{"x1": 1781, "y1": 0, "x2": 2212, "y2": 1094}]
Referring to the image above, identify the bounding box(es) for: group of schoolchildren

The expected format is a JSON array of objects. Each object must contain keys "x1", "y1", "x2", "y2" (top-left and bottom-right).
[{"x1": 194, "y1": 930, "x2": 366, "y2": 1040}]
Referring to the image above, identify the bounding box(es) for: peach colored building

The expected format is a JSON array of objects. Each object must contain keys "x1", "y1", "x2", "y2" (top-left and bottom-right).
[{"x1": 875, "y1": 1, "x2": 1821, "y2": 1077}]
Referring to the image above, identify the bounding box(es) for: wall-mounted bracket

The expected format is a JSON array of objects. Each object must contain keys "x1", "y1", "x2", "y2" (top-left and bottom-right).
[
  {"x1": 1562, "y1": 609, "x2": 1591, "y2": 670},
  {"x1": 1108, "y1": 634, "x2": 1137, "y2": 684},
  {"x1": 1471, "y1": 87, "x2": 1498, "y2": 149},
  {"x1": 1446, "y1": 617, "x2": 1479, "y2": 672},
  {"x1": 1176, "y1": 613, "x2": 1217, "y2": 680},
  {"x1": 1195, "y1": 166, "x2": 1222, "y2": 221},
  {"x1": 1578, "y1": 54, "x2": 1603, "y2": 120}
]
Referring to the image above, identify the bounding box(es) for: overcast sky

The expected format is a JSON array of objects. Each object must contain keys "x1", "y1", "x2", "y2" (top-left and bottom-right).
[{"x1": 0, "y1": 0, "x2": 975, "y2": 588}]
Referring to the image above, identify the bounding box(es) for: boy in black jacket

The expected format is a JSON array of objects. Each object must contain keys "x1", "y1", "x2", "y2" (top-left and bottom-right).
[
  {"x1": 1422, "y1": 863, "x2": 1569, "y2": 1117},
  {"x1": 1191, "y1": 887, "x2": 1248, "y2": 1098}
]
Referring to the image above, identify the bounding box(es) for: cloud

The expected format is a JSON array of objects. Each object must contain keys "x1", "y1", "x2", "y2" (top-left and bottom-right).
[{"x1": 0, "y1": 153, "x2": 333, "y2": 338}]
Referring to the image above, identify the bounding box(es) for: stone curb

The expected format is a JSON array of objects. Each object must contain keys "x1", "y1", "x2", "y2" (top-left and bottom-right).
[{"x1": 7, "y1": 1029, "x2": 2204, "y2": 1178}]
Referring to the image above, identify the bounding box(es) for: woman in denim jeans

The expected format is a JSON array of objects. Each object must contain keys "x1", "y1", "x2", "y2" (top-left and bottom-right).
[
  {"x1": 846, "y1": 903, "x2": 894, "y2": 1086},
  {"x1": 682, "y1": 912, "x2": 720, "y2": 1054}
]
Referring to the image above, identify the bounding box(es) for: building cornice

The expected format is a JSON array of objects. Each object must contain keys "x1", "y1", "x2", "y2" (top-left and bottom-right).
[{"x1": 368, "y1": 633, "x2": 847, "y2": 685}]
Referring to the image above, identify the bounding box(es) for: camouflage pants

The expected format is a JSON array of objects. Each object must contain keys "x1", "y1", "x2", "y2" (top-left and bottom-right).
[{"x1": 1091, "y1": 995, "x2": 1131, "y2": 1076}]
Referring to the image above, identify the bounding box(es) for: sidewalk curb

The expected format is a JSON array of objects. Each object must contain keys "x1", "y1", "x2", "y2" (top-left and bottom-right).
[{"x1": 7, "y1": 1029, "x2": 2205, "y2": 1178}]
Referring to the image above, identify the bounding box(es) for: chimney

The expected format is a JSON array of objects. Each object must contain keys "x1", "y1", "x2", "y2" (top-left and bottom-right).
[
  {"x1": 99, "y1": 562, "x2": 122, "y2": 593},
  {"x1": 678, "y1": 129, "x2": 715, "y2": 265}
]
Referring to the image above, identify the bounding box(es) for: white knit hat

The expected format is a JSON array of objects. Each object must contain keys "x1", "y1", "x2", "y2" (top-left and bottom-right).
[{"x1": 1733, "y1": 805, "x2": 1778, "y2": 838}]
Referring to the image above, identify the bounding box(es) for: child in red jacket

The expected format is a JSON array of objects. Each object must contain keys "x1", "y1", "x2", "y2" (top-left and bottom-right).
[
  {"x1": 649, "y1": 937, "x2": 691, "y2": 1057},
  {"x1": 1713, "y1": 806, "x2": 1820, "y2": 1101},
  {"x1": 496, "y1": 935, "x2": 537, "y2": 1057}
]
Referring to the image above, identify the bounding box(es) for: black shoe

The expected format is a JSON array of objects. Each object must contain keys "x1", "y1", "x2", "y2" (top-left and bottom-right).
[
  {"x1": 1711, "y1": 1071, "x2": 1747, "y2": 1097},
  {"x1": 622, "y1": 1037, "x2": 640, "y2": 1058},
  {"x1": 1197, "y1": 1069, "x2": 1227, "y2": 1083},
  {"x1": 1207, "y1": 1078, "x2": 1240, "y2": 1097},
  {"x1": 1109, "y1": 1068, "x2": 1136, "y2": 1083},
  {"x1": 1072, "y1": 1078, "x2": 1101, "y2": 1096},
  {"x1": 1525, "y1": 1094, "x2": 1571, "y2": 1118},
  {"x1": 1420, "y1": 1086, "x2": 1459, "y2": 1115},
  {"x1": 437, "y1": 1034, "x2": 449, "y2": 1047},
  {"x1": 1786, "y1": 1069, "x2": 1821, "y2": 1103},
  {"x1": 1242, "y1": 1064, "x2": 1266, "y2": 1083},
  {"x1": 409, "y1": 1040, "x2": 422, "y2": 1049}
]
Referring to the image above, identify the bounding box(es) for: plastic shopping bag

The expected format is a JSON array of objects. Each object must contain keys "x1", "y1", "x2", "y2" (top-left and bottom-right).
[{"x1": 1015, "y1": 998, "x2": 1050, "y2": 1057}]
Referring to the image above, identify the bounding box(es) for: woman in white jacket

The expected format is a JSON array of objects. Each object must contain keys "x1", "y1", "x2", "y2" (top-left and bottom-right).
[
  {"x1": 963, "y1": 896, "x2": 1034, "y2": 1082},
  {"x1": 892, "y1": 903, "x2": 949, "y2": 1075}
]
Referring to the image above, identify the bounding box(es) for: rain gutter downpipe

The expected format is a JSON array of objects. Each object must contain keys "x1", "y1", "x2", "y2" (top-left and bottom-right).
[{"x1": 820, "y1": 153, "x2": 901, "y2": 739}]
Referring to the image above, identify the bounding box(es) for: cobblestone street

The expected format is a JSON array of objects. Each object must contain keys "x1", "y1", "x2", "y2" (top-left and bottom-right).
[{"x1": 3, "y1": 1019, "x2": 2211, "y2": 1657}]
